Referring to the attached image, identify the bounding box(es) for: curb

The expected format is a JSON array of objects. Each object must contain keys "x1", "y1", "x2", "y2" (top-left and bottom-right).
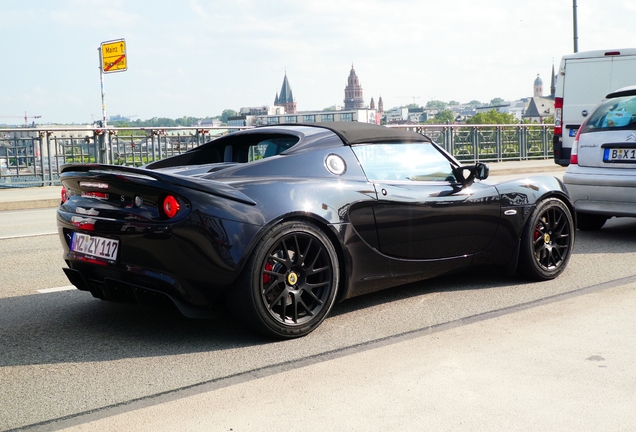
[
  {"x1": 489, "y1": 165, "x2": 566, "y2": 176},
  {"x1": 0, "y1": 199, "x2": 61, "y2": 212}
]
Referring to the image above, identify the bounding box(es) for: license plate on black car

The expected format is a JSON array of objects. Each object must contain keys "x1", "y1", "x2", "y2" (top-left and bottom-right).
[{"x1": 71, "y1": 232, "x2": 119, "y2": 261}]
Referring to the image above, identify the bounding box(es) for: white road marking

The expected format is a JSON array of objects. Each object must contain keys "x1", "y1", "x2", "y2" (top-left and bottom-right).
[
  {"x1": 0, "y1": 232, "x2": 57, "y2": 240},
  {"x1": 37, "y1": 285, "x2": 76, "y2": 294}
]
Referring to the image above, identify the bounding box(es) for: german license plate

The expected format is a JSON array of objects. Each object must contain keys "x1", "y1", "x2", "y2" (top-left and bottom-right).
[
  {"x1": 71, "y1": 232, "x2": 119, "y2": 261},
  {"x1": 604, "y1": 148, "x2": 636, "y2": 162}
]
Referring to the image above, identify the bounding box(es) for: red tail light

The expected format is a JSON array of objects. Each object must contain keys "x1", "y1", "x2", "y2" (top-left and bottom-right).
[
  {"x1": 161, "y1": 195, "x2": 180, "y2": 219},
  {"x1": 570, "y1": 125, "x2": 583, "y2": 165},
  {"x1": 554, "y1": 97, "x2": 563, "y2": 135},
  {"x1": 61, "y1": 187, "x2": 69, "y2": 203}
]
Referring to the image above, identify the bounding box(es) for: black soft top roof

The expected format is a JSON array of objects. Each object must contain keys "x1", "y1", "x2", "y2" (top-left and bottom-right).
[{"x1": 260, "y1": 122, "x2": 432, "y2": 145}]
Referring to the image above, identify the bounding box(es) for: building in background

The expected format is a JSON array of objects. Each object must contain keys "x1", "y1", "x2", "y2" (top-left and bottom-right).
[
  {"x1": 344, "y1": 65, "x2": 365, "y2": 110},
  {"x1": 274, "y1": 72, "x2": 296, "y2": 114}
]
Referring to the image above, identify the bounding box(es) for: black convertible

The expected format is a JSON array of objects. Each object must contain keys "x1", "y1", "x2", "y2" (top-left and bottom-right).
[{"x1": 57, "y1": 122, "x2": 575, "y2": 338}]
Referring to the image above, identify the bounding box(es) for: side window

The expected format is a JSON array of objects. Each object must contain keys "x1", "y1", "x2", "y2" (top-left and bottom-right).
[
  {"x1": 247, "y1": 137, "x2": 298, "y2": 162},
  {"x1": 351, "y1": 143, "x2": 455, "y2": 182}
]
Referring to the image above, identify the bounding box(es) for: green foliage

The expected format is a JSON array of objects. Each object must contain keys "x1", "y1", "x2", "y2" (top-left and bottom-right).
[
  {"x1": 490, "y1": 97, "x2": 505, "y2": 106},
  {"x1": 220, "y1": 109, "x2": 238, "y2": 123},
  {"x1": 448, "y1": 100, "x2": 460, "y2": 106},
  {"x1": 426, "y1": 109, "x2": 455, "y2": 124},
  {"x1": 426, "y1": 100, "x2": 447, "y2": 110},
  {"x1": 466, "y1": 109, "x2": 518, "y2": 125},
  {"x1": 465, "y1": 100, "x2": 483, "y2": 107}
]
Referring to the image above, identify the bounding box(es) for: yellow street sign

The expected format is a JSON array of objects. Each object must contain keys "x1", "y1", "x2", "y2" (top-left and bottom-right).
[{"x1": 101, "y1": 39, "x2": 127, "y2": 73}]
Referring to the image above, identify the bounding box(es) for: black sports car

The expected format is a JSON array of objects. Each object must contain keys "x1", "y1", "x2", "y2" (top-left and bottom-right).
[{"x1": 57, "y1": 122, "x2": 575, "y2": 338}]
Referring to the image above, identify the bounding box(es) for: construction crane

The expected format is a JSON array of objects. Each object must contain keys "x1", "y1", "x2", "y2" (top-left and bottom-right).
[{"x1": 0, "y1": 112, "x2": 42, "y2": 127}]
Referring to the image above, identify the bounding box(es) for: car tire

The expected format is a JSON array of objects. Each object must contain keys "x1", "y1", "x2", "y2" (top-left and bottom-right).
[
  {"x1": 228, "y1": 221, "x2": 340, "y2": 339},
  {"x1": 576, "y1": 212, "x2": 608, "y2": 231},
  {"x1": 517, "y1": 198, "x2": 574, "y2": 281}
]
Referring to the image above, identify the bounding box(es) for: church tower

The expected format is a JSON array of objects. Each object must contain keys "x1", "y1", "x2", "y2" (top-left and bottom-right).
[
  {"x1": 550, "y1": 64, "x2": 556, "y2": 98},
  {"x1": 533, "y1": 74, "x2": 543, "y2": 97},
  {"x1": 344, "y1": 64, "x2": 364, "y2": 110},
  {"x1": 274, "y1": 72, "x2": 297, "y2": 114},
  {"x1": 378, "y1": 96, "x2": 384, "y2": 113}
]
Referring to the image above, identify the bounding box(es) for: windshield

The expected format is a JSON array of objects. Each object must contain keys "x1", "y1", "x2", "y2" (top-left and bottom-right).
[{"x1": 582, "y1": 95, "x2": 636, "y2": 132}]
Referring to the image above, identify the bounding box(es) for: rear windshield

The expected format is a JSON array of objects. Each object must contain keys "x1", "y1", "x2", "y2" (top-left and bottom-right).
[
  {"x1": 147, "y1": 133, "x2": 299, "y2": 169},
  {"x1": 582, "y1": 95, "x2": 636, "y2": 132}
]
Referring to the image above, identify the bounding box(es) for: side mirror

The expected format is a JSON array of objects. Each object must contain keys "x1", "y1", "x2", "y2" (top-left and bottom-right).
[
  {"x1": 452, "y1": 162, "x2": 489, "y2": 186},
  {"x1": 475, "y1": 162, "x2": 489, "y2": 180}
]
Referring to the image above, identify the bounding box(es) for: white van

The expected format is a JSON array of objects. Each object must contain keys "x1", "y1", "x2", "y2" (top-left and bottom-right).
[{"x1": 553, "y1": 48, "x2": 636, "y2": 166}]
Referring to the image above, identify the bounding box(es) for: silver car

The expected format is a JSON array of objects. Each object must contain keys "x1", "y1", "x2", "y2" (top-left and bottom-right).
[{"x1": 564, "y1": 85, "x2": 636, "y2": 230}]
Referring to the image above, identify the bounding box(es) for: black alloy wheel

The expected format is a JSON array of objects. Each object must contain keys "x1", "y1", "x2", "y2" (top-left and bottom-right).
[
  {"x1": 229, "y1": 221, "x2": 339, "y2": 339},
  {"x1": 518, "y1": 198, "x2": 574, "y2": 280}
]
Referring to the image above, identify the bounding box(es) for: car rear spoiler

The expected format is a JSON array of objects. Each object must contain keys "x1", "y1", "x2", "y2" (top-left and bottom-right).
[{"x1": 60, "y1": 163, "x2": 257, "y2": 206}]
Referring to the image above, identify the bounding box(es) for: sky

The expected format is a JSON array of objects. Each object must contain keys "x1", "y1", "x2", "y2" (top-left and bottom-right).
[{"x1": 1, "y1": 0, "x2": 636, "y2": 125}]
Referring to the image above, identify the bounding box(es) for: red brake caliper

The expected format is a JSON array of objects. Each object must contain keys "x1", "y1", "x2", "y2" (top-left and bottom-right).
[
  {"x1": 263, "y1": 262, "x2": 273, "y2": 284},
  {"x1": 533, "y1": 223, "x2": 541, "y2": 242}
]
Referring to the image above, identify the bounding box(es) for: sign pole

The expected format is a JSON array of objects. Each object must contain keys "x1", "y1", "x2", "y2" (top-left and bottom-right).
[
  {"x1": 98, "y1": 47, "x2": 109, "y2": 164},
  {"x1": 98, "y1": 38, "x2": 126, "y2": 165}
]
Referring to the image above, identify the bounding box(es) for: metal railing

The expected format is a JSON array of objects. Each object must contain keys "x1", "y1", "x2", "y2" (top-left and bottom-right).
[
  {"x1": 1, "y1": 123, "x2": 553, "y2": 187},
  {"x1": 390, "y1": 124, "x2": 554, "y2": 162},
  {"x1": 0, "y1": 126, "x2": 239, "y2": 187}
]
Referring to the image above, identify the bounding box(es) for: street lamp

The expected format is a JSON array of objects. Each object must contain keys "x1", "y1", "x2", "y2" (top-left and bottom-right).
[{"x1": 573, "y1": 0, "x2": 578, "y2": 53}]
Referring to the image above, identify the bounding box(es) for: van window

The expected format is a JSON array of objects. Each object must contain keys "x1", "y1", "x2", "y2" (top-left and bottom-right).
[{"x1": 582, "y1": 95, "x2": 636, "y2": 132}]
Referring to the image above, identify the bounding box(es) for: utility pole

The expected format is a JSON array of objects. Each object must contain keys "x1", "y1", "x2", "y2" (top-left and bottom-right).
[{"x1": 573, "y1": 0, "x2": 578, "y2": 53}]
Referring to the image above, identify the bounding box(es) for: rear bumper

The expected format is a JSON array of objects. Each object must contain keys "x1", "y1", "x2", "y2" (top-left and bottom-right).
[
  {"x1": 57, "y1": 206, "x2": 262, "y2": 315},
  {"x1": 553, "y1": 136, "x2": 571, "y2": 167},
  {"x1": 63, "y1": 267, "x2": 218, "y2": 318},
  {"x1": 563, "y1": 168, "x2": 636, "y2": 216}
]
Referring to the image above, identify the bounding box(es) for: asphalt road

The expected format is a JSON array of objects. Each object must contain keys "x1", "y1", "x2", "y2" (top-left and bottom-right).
[{"x1": 1, "y1": 172, "x2": 635, "y2": 431}]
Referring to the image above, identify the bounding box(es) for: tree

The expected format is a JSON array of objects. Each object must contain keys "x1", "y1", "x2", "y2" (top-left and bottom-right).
[
  {"x1": 448, "y1": 100, "x2": 460, "y2": 106},
  {"x1": 466, "y1": 109, "x2": 518, "y2": 125},
  {"x1": 490, "y1": 97, "x2": 505, "y2": 106},
  {"x1": 219, "y1": 109, "x2": 238, "y2": 123},
  {"x1": 426, "y1": 109, "x2": 455, "y2": 124},
  {"x1": 426, "y1": 100, "x2": 447, "y2": 110},
  {"x1": 465, "y1": 100, "x2": 483, "y2": 107}
]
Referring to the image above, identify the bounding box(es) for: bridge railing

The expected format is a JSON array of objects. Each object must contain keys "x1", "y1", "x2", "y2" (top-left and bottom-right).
[
  {"x1": 389, "y1": 124, "x2": 554, "y2": 162},
  {"x1": 0, "y1": 123, "x2": 553, "y2": 187}
]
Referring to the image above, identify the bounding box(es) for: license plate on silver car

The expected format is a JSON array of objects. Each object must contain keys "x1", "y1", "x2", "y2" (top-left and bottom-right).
[
  {"x1": 71, "y1": 232, "x2": 119, "y2": 261},
  {"x1": 604, "y1": 148, "x2": 636, "y2": 162}
]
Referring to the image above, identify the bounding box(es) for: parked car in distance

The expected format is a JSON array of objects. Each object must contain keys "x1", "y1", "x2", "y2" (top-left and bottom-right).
[
  {"x1": 564, "y1": 85, "x2": 636, "y2": 230},
  {"x1": 57, "y1": 122, "x2": 575, "y2": 339}
]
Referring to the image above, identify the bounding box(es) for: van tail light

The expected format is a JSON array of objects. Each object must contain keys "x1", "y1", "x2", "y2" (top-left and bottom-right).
[
  {"x1": 570, "y1": 125, "x2": 582, "y2": 165},
  {"x1": 554, "y1": 97, "x2": 563, "y2": 135},
  {"x1": 161, "y1": 195, "x2": 180, "y2": 219}
]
